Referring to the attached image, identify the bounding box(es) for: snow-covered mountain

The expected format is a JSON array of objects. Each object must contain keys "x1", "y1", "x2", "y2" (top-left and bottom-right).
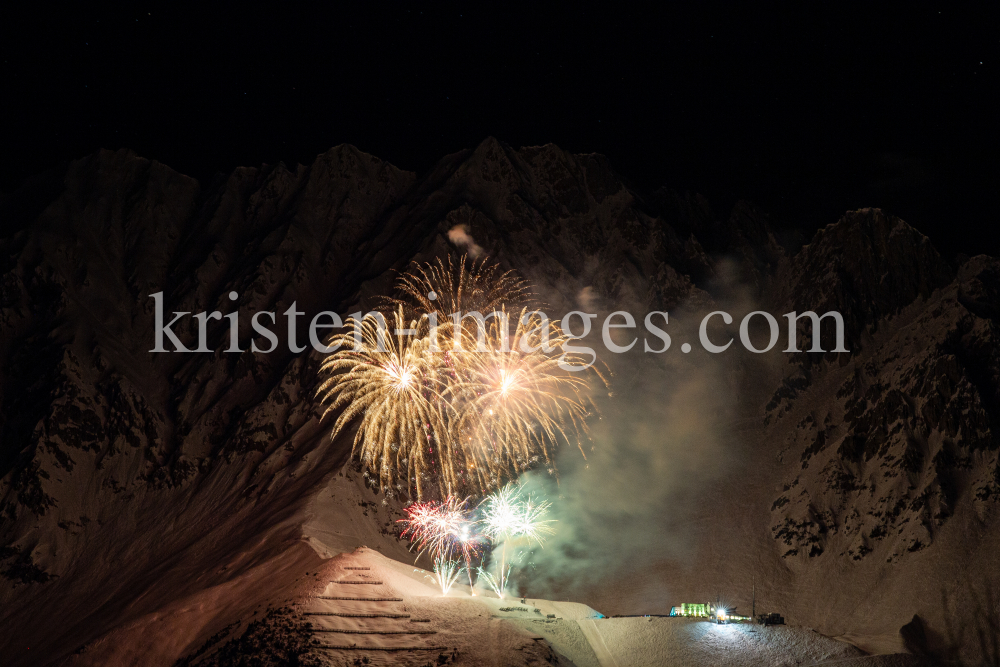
[{"x1": 0, "y1": 139, "x2": 996, "y2": 665}]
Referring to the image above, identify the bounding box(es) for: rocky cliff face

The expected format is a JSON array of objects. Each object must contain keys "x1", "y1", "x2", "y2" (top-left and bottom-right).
[
  {"x1": 765, "y1": 213, "x2": 1000, "y2": 567},
  {"x1": 0, "y1": 138, "x2": 996, "y2": 664}
]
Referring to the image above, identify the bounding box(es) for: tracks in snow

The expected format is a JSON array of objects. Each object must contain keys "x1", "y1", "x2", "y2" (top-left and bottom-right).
[{"x1": 304, "y1": 559, "x2": 453, "y2": 662}]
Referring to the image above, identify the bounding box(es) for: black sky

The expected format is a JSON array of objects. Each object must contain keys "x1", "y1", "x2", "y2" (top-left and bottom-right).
[{"x1": 2, "y1": 3, "x2": 997, "y2": 257}]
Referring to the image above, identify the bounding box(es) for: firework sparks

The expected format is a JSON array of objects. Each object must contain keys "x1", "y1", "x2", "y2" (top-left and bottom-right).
[
  {"x1": 399, "y1": 496, "x2": 485, "y2": 592},
  {"x1": 317, "y1": 256, "x2": 607, "y2": 498},
  {"x1": 316, "y1": 306, "x2": 452, "y2": 498},
  {"x1": 427, "y1": 556, "x2": 464, "y2": 596},
  {"x1": 448, "y1": 309, "x2": 600, "y2": 491},
  {"x1": 398, "y1": 484, "x2": 558, "y2": 599},
  {"x1": 451, "y1": 514, "x2": 486, "y2": 590},
  {"x1": 399, "y1": 497, "x2": 473, "y2": 558},
  {"x1": 477, "y1": 482, "x2": 554, "y2": 598},
  {"x1": 479, "y1": 482, "x2": 554, "y2": 546},
  {"x1": 391, "y1": 255, "x2": 531, "y2": 328},
  {"x1": 477, "y1": 563, "x2": 513, "y2": 599}
]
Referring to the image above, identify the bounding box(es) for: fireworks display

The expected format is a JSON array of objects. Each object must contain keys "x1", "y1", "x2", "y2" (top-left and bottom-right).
[
  {"x1": 390, "y1": 255, "x2": 531, "y2": 328},
  {"x1": 399, "y1": 496, "x2": 485, "y2": 592},
  {"x1": 399, "y1": 484, "x2": 554, "y2": 598},
  {"x1": 476, "y1": 564, "x2": 512, "y2": 599},
  {"x1": 319, "y1": 256, "x2": 589, "y2": 597},
  {"x1": 398, "y1": 497, "x2": 483, "y2": 561},
  {"x1": 316, "y1": 306, "x2": 448, "y2": 499},
  {"x1": 317, "y1": 255, "x2": 606, "y2": 499},
  {"x1": 477, "y1": 482, "x2": 553, "y2": 598},
  {"x1": 427, "y1": 556, "x2": 463, "y2": 596},
  {"x1": 448, "y1": 309, "x2": 599, "y2": 492},
  {"x1": 478, "y1": 482, "x2": 555, "y2": 546}
]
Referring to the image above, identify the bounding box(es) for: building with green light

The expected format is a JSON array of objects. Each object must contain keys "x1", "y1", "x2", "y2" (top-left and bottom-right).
[{"x1": 669, "y1": 603, "x2": 710, "y2": 617}]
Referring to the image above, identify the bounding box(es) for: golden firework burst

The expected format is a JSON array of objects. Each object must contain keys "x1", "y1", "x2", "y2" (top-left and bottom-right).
[
  {"x1": 318, "y1": 256, "x2": 606, "y2": 499},
  {"x1": 390, "y1": 255, "x2": 532, "y2": 326},
  {"x1": 446, "y1": 307, "x2": 599, "y2": 492},
  {"x1": 316, "y1": 306, "x2": 450, "y2": 499}
]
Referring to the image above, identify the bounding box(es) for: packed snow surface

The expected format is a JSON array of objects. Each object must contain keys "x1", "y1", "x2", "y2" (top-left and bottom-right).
[{"x1": 286, "y1": 547, "x2": 920, "y2": 667}]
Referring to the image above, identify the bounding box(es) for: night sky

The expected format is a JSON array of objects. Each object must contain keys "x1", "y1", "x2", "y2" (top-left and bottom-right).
[{"x1": 2, "y1": 3, "x2": 997, "y2": 256}]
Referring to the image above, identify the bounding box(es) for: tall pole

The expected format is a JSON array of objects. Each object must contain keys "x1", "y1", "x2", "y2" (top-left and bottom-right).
[{"x1": 752, "y1": 574, "x2": 756, "y2": 619}]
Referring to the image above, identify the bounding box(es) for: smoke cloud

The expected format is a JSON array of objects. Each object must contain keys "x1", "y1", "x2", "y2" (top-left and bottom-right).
[
  {"x1": 576, "y1": 286, "x2": 599, "y2": 312},
  {"x1": 513, "y1": 344, "x2": 736, "y2": 604},
  {"x1": 494, "y1": 273, "x2": 755, "y2": 612},
  {"x1": 447, "y1": 224, "x2": 484, "y2": 258}
]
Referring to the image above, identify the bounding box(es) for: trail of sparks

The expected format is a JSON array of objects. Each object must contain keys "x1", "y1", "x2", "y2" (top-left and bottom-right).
[
  {"x1": 449, "y1": 312, "x2": 598, "y2": 492},
  {"x1": 478, "y1": 482, "x2": 554, "y2": 598},
  {"x1": 478, "y1": 482, "x2": 555, "y2": 546},
  {"x1": 399, "y1": 496, "x2": 485, "y2": 590},
  {"x1": 427, "y1": 556, "x2": 463, "y2": 596},
  {"x1": 397, "y1": 484, "x2": 557, "y2": 599},
  {"x1": 477, "y1": 564, "x2": 512, "y2": 599},
  {"x1": 398, "y1": 497, "x2": 482, "y2": 560}
]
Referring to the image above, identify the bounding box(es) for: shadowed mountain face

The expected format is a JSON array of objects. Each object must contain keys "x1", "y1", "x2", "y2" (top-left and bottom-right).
[{"x1": 0, "y1": 138, "x2": 997, "y2": 665}]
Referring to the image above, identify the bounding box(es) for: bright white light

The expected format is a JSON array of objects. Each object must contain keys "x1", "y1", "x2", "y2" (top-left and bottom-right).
[
  {"x1": 383, "y1": 362, "x2": 413, "y2": 391},
  {"x1": 498, "y1": 369, "x2": 517, "y2": 396}
]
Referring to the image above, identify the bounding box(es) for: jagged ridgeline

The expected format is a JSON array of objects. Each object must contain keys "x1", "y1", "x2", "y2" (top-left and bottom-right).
[{"x1": 316, "y1": 256, "x2": 606, "y2": 499}]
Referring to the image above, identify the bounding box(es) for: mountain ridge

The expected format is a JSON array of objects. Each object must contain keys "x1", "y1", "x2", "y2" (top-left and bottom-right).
[{"x1": 0, "y1": 138, "x2": 996, "y2": 665}]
